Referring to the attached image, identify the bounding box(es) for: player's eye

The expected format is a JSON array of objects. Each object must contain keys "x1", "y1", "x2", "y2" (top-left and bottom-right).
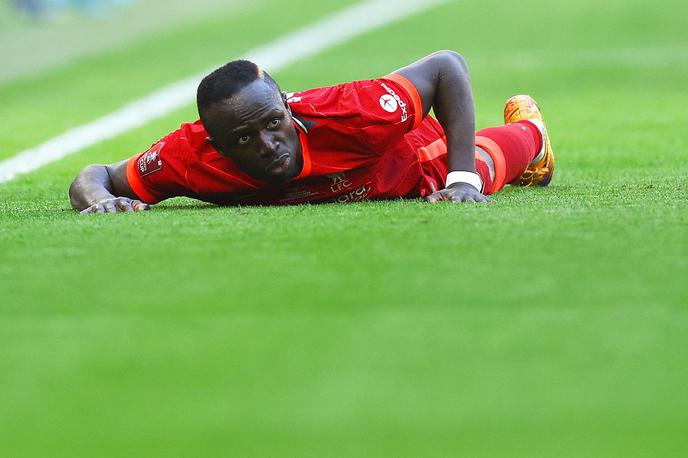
[
  {"x1": 268, "y1": 118, "x2": 280, "y2": 129},
  {"x1": 238, "y1": 135, "x2": 251, "y2": 145}
]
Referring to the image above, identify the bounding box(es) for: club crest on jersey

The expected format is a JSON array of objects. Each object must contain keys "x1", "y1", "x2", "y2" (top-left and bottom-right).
[
  {"x1": 379, "y1": 82, "x2": 408, "y2": 122},
  {"x1": 327, "y1": 172, "x2": 352, "y2": 192},
  {"x1": 138, "y1": 142, "x2": 164, "y2": 177}
]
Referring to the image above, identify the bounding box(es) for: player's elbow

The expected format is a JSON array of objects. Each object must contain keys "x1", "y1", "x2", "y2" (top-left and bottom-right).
[
  {"x1": 434, "y1": 50, "x2": 468, "y2": 75},
  {"x1": 431, "y1": 49, "x2": 468, "y2": 76},
  {"x1": 68, "y1": 164, "x2": 102, "y2": 211},
  {"x1": 69, "y1": 166, "x2": 90, "y2": 210},
  {"x1": 69, "y1": 164, "x2": 97, "y2": 189},
  {"x1": 68, "y1": 174, "x2": 84, "y2": 211}
]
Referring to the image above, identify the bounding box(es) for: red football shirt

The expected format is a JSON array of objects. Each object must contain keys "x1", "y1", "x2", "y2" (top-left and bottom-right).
[{"x1": 126, "y1": 74, "x2": 457, "y2": 205}]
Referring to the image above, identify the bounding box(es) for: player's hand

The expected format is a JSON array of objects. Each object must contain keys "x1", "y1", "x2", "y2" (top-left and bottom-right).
[
  {"x1": 425, "y1": 182, "x2": 489, "y2": 203},
  {"x1": 80, "y1": 197, "x2": 150, "y2": 214}
]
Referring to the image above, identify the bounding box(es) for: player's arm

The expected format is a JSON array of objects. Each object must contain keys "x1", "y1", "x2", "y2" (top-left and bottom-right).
[
  {"x1": 69, "y1": 160, "x2": 150, "y2": 213},
  {"x1": 394, "y1": 50, "x2": 487, "y2": 203}
]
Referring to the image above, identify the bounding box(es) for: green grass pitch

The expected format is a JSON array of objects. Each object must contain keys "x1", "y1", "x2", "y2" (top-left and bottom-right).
[{"x1": 1, "y1": 0, "x2": 687, "y2": 456}]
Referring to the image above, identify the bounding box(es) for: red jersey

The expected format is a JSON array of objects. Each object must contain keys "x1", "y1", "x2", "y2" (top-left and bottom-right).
[{"x1": 126, "y1": 73, "x2": 454, "y2": 205}]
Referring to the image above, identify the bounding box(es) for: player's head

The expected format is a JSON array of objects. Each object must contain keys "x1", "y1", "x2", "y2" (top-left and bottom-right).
[{"x1": 197, "y1": 60, "x2": 301, "y2": 183}]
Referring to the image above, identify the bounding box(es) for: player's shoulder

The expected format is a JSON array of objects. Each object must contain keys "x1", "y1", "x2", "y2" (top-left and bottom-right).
[
  {"x1": 286, "y1": 78, "x2": 380, "y2": 99},
  {"x1": 154, "y1": 120, "x2": 211, "y2": 158},
  {"x1": 286, "y1": 78, "x2": 394, "y2": 116}
]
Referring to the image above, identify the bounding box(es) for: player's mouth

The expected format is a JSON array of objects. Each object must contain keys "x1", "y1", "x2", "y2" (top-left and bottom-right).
[{"x1": 266, "y1": 153, "x2": 291, "y2": 175}]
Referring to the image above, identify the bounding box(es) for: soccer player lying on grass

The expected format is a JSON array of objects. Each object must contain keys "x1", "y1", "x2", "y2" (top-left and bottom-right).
[{"x1": 69, "y1": 50, "x2": 555, "y2": 213}]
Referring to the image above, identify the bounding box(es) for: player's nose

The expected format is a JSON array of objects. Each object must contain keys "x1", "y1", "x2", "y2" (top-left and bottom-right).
[{"x1": 259, "y1": 133, "x2": 280, "y2": 157}]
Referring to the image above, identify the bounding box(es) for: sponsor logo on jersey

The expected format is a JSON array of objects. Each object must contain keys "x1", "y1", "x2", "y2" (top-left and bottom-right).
[
  {"x1": 138, "y1": 142, "x2": 164, "y2": 177},
  {"x1": 379, "y1": 94, "x2": 398, "y2": 113},
  {"x1": 333, "y1": 183, "x2": 372, "y2": 203},
  {"x1": 379, "y1": 82, "x2": 408, "y2": 123}
]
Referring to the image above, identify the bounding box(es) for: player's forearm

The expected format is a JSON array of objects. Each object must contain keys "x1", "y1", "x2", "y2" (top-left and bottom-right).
[
  {"x1": 394, "y1": 51, "x2": 475, "y2": 172},
  {"x1": 68, "y1": 164, "x2": 117, "y2": 211},
  {"x1": 433, "y1": 52, "x2": 476, "y2": 173}
]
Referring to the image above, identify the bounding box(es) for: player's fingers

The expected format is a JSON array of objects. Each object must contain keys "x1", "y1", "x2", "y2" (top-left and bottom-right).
[
  {"x1": 451, "y1": 194, "x2": 474, "y2": 203},
  {"x1": 426, "y1": 189, "x2": 457, "y2": 203},
  {"x1": 80, "y1": 205, "x2": 96, "y2": 215},
  {"x1": 132, "y1": 200, "x2": 150, "y2": 212},
  {"x1": 425, "y1": 192, "x2": 441, "y2": 203},
  {"x1": 103, "y1": 201, "x2": 118, "y2": 213},
  {"x1": 115, "y1": 198, "x2": 134, "y2": 212},
  {"x1": 470, "y1": 192, "x2": 489, "y2": 203},
  {"x1": 437, "y1": 189, "x2": 454, "y2": 202},
  {"x1": 94, "y1": 203, "x2": 106, "y2": 213}
]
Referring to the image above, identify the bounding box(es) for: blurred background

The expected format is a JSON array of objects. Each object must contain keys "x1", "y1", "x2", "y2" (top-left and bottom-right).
[
  {"x1": 9, "y1": 0, "x2": 132, "y2": 19},
  {"x1": 0, "y1": 0, "x2": 240, "y2": 85}
]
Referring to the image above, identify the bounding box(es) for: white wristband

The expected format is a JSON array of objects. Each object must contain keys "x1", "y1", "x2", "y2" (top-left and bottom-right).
[{"x1": 445, "y1": 171, "x2": 483, "y2": 192}]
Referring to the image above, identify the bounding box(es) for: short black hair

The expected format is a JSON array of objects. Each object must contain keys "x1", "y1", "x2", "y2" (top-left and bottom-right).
[{"x1": 196, "y1": 60, "x2": 279, "y2": 127}]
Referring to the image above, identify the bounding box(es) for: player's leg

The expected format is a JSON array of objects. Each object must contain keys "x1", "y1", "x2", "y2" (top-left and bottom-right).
[
  {"x1": 473, "y1": 95, "x2": 555, "y2": 194},
  {"x1": 475, "y1": 120, "x2": 542, "y2": 193}
]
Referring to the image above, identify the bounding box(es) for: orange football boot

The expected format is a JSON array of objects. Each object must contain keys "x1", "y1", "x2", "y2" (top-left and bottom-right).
[{"x1": 503, "y1": 95, "x2": 555, "y2": 187}]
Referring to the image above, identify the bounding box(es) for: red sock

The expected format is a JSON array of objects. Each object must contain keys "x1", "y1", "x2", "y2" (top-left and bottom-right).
[{"x1": 476, "y1": 121, "x2": 542, "y2": 188}]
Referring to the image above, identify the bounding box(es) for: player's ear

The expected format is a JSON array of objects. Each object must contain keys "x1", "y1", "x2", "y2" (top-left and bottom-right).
[{"x1": 281, "y1": 92, "x2": 292, "y2": 114}]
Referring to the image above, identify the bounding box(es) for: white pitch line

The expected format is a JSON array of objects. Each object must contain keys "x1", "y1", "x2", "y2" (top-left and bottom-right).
[{"x1": 0, "y1": 0, "x2": 449, "y2": 184}]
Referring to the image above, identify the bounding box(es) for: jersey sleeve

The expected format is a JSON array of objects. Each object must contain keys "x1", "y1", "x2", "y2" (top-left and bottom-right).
[
  {"x1": 125, "y1": 127, "x2": 193, "y2": 204},
  {"x1": 381, "y1": 73, "x2": 424, "y2": 130},
  {"x1": 351, "y1": 74, "x2": 424, "y2": 151}
]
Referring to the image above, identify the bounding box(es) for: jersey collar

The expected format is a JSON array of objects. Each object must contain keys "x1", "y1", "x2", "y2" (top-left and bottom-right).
[{"x1": 292, "y1": 117, "x2": 312, "y2": 180}]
